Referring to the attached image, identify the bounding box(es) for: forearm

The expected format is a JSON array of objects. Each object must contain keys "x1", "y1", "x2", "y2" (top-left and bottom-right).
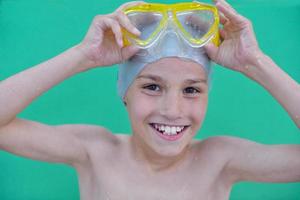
[
  {"x1": 0, "y1": 45, "x2": 86, "y2": 127},
  {"x1": 244, "y1": 53, "x2": 300, "y2": 128}
]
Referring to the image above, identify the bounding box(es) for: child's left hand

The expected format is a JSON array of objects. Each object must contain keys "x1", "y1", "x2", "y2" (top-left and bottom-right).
[{"x1": 205, "y1": 0, "x2": 263, "y2": 75}]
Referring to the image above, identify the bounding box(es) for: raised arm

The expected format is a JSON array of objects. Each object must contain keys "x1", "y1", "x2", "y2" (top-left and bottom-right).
[
  {"x1": 0, "y1": 2, "x2": 141, "y2": 166},
  {"x1": 204, "y1": 0, "x2": 300, "y2": 183},
  {"x1": 205, "y1": 0, "x2": 300, "y2": 128},
  {"x1": 214, "y1": 136, "x2": 300, "y2": 183},
  {"x1": 246, "y1": 53, "x2": 300, "y2": 129}
]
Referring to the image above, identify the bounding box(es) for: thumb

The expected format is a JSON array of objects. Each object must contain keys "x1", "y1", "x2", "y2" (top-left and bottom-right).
[
  {"x1": 121, "y1": 45, "x2": 140, "y2": 61},
  {"x1": 204, "y1": 42, "x2": 219, "y2": 63}
]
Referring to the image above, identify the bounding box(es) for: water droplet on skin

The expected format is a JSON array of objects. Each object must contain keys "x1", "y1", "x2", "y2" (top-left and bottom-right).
[{"x1": 105, "y1": 191, "x2": 111, "y2": 200}]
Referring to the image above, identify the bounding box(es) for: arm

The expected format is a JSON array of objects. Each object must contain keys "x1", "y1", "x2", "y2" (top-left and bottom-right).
[
  {"x1": 245, "y1": 54, "x2": 300, "y2": 128},
  {"x1": 218, "y1": 136, "x2": 300, "y2": 183},
  {"x1": 205, "y1": 0, "x2": 300, "y2": 183},
  {"x1": 0, "y1": 47, "x2": 92, "y2": 166},
  {"x1": 0, "y1": 46, "x2": 105, "y2": 166},
  {"x1": 0, "y1": 3, "x2": 140, "y2": 166},
  {"x1": 0, "y1": 46, "x2": 85, "y2": 127},
  {"x1": 0, "y1": 119, "x2": 113, "y2": 166},
  {"x1": 205, "y1": 0, "x2": 300, "y2": 128}
]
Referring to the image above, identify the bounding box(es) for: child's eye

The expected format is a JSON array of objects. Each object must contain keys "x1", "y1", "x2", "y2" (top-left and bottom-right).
[
  {"x1": 183, "y1": 87, "x2": 200, "y2": 94},
  {"x1": 143, "y1": 84, "x2": 160, "y2": 91}
]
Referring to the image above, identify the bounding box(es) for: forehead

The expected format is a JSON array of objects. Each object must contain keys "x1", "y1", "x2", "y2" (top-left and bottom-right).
[{"x1": 140, "y1": 57, "x2": 207, "y2": 80}]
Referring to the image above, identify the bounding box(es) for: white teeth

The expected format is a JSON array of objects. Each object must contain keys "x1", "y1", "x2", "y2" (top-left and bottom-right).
[
  {"x1": 152, "y1": 123, "x2": 186, "y2": 136},
  {"x1": 171, "y1": 127, "x2": 177, "y2": 135},
  {"x1": 165, "y1": 126, "x2": 171, "y2": 135}
]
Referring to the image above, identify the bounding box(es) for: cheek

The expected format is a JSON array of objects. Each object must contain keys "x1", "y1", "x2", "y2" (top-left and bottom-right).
[
  {"x1": 186, "y1": 97, "x2": 208, "y2": 125},
  {"x1": 128, "y1": 93, "x2": 156, "y2": 124}
]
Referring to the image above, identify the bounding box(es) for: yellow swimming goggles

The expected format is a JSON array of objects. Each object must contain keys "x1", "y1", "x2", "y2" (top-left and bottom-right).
[{"x1": 123, "y1": 2, "x2": 220, "y2": 49}]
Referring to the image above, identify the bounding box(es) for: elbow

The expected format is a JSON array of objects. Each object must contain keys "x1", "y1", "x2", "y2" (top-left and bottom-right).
[{"x1": 0, "y1": 117, "x2": 16, "y2": 129}]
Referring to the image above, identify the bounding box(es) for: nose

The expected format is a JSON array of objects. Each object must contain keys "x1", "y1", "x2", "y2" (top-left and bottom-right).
[{"x1": 159, "y1": 90, "x2": 183, "y2": 121}]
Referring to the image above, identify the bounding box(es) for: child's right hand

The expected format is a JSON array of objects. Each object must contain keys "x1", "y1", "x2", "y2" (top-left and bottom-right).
[{"x1": 76, "y1": 2, "x2": 143, "y2": 71}]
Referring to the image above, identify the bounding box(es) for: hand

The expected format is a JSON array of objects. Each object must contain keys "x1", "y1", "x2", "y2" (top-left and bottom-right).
[
  {"x1": 204, "y1": 0, "x2": 264, "y2": 74},
  {"x1": 75, "y1": 1, "x2": 143, "y2": 70}
]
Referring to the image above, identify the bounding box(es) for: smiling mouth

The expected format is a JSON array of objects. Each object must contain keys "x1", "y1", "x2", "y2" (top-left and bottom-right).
[{"x1": 149, "y1": 123, "x2": 189, "y2": 141}]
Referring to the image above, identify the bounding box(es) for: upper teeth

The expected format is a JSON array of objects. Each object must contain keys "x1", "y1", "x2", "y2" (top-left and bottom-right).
[{"x1": 153, "y1": 124, "x2": 185, "y2": 135}]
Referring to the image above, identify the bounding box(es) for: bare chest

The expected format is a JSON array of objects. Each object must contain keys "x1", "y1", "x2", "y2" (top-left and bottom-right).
[
  {"x1": 77, "y1": 155, "x2": 231, "y2": 200},
  {"x1": 77, "y1": 136, "x2": 232, "y2": 200},
  {"x1": 95, "y1": 169, "x2": 230, "y2": 200}
]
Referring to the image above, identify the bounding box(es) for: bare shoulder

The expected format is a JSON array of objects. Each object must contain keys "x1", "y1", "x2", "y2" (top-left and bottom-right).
[
  {"x1": 58, "y1": 123, "x2": 119, "y2": 146},
  {"x1": 64, "y1": 124, "x2": 116, "y2": 140},
  {"x1": 56, "y1": 123, "x2": 121, "y2": 158},
  {"x1": 192, "y1": 136, "x2": 262, "y2": 182},
  {"x1": 193, "y1": 136, "x2": 260, "y2": 161},
  {"x1": 200, "y1": 135, "x2": 258, "y2": 148}
]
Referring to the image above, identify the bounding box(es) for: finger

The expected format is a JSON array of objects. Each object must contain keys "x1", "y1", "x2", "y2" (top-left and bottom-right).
[
  {"x1": 217, "y1": 0, "x2": 238, "y2": 14},
  {"x1": 115, "y1": 11, "x2": 141, "y2": 35},
  {"x1": 103, "y1": 18, "x2": 124, "y2": 47},
  {"x1": 215, "y1": 1, "x2": 245, "y2": 25},
  {"x1": 219, "y1": 28, "x2": 226, "y2": 39},
  {"x1": 121, "y1": 45, "x2": 140, "y2": 61},
  {"x1": 219, "y1": 12, "x2": 228, "y2": 25},
  {"x1": 204, "y1": 42, "x2": 219, "y2": 62}
]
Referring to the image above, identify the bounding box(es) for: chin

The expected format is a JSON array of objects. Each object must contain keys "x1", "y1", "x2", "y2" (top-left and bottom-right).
[
  {"x1": 154, "y1": 145, "x2": 189, "y2": 157},
  {"x1": 148, "y1": 134, "x2": 193, "y2": 158}
]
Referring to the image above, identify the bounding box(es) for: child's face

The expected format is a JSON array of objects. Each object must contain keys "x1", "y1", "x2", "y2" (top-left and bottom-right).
[{"x1": 125, "y1": 57, "x2": 208, "y2": 157}]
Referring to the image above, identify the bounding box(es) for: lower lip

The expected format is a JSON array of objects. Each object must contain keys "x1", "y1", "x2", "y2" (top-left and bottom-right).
[{"x1": 150, "y1": 124, "x2": 186, "y2": 141}]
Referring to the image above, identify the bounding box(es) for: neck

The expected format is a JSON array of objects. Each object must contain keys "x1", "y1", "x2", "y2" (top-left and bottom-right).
[{"x1": 129, "y1": 134, "x2": 190, "y2": 173}]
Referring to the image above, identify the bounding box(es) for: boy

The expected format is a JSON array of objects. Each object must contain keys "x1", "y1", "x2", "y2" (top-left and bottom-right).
[{"x1": 0, "y1": 1, "x2": 299, "y2": 199}]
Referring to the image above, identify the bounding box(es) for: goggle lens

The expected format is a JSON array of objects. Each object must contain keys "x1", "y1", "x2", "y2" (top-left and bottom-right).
[
  {"x1": 176, "y1": 10, "x2": 215, "y2": 41},
  {"x1": 127, "y1": 12, "x2": 163, "y2": 41}
]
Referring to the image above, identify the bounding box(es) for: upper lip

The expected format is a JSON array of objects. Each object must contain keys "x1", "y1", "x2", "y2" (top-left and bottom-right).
[{"x1": 150, "y1": 123, "x2": 189, "y2": 127}]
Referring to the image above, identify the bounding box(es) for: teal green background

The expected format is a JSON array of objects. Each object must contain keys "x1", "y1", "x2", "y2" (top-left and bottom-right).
[{"x1": 0, "y1": 0, "x2": 300, "y2": 199}]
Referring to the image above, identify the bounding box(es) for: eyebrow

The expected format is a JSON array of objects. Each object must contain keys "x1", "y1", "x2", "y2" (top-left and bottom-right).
[{"x1": 136, "y1": 74, "x2": 207, "y2": 84}]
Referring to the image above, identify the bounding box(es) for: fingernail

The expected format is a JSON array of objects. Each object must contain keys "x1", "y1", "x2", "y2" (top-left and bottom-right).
[
  {"x1": 131, "y1": 45, "x2": 140, "y2": 52},
  {"x1": 205, "y1": 42, "x2": 214, "y2": 48},
  {"x1": 119, "y1": 39, "x2": 123, "y2": 47},
  {"x1": 133, "y1": 28, "x2": 141, "y2": 35}
]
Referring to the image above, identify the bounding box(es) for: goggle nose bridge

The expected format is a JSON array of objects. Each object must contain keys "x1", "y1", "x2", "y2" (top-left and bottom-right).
[
  {"x1": 162, "y1": 11, "x2": 183, "y2": 37},
  {"x1": 159, "y1": 19, "x2": 183, "y2": 44},
  {"x1": 153, "y1": 18, "x2": 188, "y2": 57},
  {"x1": 159, "y1": 12, "x2": 192, "y2": 49}
]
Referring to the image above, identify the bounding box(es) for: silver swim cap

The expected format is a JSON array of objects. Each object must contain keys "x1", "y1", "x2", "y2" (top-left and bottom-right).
[{"x1": 117, "y1": 24, "x2": 213, "y2": 100}]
